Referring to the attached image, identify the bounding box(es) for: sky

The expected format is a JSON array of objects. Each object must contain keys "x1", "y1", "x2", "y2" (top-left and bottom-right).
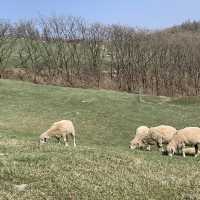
[{"x1": 1, "y1": 0, "x2": 200, "y2": 29}]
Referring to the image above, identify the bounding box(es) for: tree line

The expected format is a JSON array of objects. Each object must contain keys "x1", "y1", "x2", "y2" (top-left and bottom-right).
[{"x1": 0, "y1": 16, "x2": 200, "y2": 96}]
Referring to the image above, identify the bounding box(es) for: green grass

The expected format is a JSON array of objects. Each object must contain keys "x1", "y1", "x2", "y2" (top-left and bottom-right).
[{"x1": 0, "y1": 79, "x2": 200, "y2": 199}]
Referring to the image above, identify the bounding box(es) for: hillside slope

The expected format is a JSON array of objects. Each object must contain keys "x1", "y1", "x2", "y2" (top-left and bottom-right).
[{"x1": 1, "y1": 80, "x2": 200, "y2": 199}]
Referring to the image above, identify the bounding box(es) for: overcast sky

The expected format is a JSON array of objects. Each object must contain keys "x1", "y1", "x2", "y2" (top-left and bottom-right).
[{"x1": 1, "y1": 0, "x2": 200, "y2": 29}]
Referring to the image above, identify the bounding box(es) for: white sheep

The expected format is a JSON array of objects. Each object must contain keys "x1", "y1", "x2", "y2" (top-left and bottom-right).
[
  {"x1": 39, "y1": 120, "x2": 76, "y2": 147},
  {"x1": 181, "y1": 147, "x2": 199, "y2": 156},
  {"x1": 129, "y1": 126, "x2": 153, "y2": 150},
  {"x1": 148, "y1": 125, "x2": 177, "y2": 152},
  {"x1": 129, "y1": 125, "x2": 177, "y2": 151},
  {"x1": 167, "y1": 127, "x2": 200, "y2": 157}
]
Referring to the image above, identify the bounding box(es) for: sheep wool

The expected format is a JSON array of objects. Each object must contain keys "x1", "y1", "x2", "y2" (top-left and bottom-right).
[
  {"x1": 40, "y1": 120, "x2": 76, "y2": 147},
  {"x1": 167, "y1": 127, "x2": 200, "y2": 157}
]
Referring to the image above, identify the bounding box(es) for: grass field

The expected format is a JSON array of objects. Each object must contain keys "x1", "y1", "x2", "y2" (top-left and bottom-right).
[{"x1": 1, "y1": 79, "x2": 200, "y2": 199}]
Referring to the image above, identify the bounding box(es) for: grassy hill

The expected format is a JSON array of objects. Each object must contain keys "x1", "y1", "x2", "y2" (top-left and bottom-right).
[{"x1": 1, "y1": 80, "x2": 200, "y2": 199}]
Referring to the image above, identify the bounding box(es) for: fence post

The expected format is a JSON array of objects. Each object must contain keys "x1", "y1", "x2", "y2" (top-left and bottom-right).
[{"x1": 138, "y1": 87, "x2": 143, "y2": 103}]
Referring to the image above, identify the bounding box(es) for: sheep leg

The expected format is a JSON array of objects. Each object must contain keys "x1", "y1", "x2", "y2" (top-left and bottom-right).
[
  {"x1": 159, "y1": 145, "x2": 164, "y2": 152},
  {"x1": 72, "y1": 134, "x2": 76, "y2": 147},
  {"x1": 55, "y1": 136, "x2": 61, "y2": 144},
  {"x1": 157, "y1": 139, "x2": 164, "y2": 152},
  {"x1": 177, "y1": 148, "x2": 181, "y2": 155},
  {"x1": 63, "y1": 135, "x2": 69, "y2": 147},
  {"x1": 146, "y1": 145, "x2": 151, "y2": 151},
  {"x1": 182, "y1": 148, "x2": 186, "y2": 157},
  {"x1": 194, "y1": 144, "x2": 199, "y2": 158}
]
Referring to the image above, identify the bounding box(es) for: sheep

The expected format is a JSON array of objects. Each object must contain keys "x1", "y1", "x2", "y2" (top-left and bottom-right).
[
  {"x1": 148, "y1": 125, "x2": 177, "y2": 152},
  {"x1": 129, "y1": 126, "x2": 153, "y2": 150},
  {"x1": 162, "y1": 147, "x2": 197, "y2": 156},
  {"x1": 167, "y1": 127, "x2": 200, "y2": 157},
  {"x1": 129, "y1": 125, "x2": 177, "y2": 151},
  {"x1": 39, "y1": 120, "x2": 76, "y2": 147},
  {"x1": 181, "y1": 147, "x2": 199, "y2": 156}
]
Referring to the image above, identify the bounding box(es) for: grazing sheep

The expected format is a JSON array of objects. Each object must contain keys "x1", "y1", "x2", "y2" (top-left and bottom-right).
[
  {"x1": 167, "y1": 127, "x2": 200, "y2": 157},
  {"x1": 162, "y1": 147, "x2": 198, "y2": 156},
  {"x1": 148, "y1": 125, "x2": 177, "y2": 152},
  {"x1": 182, "y1": 147, "x2": 199, "y2": 156},
  {"x1": 129, "y1": 125, "x2": 177, "y2": 151},
  {"x1": 129, "y1": 126, "x2": 153, "y2": 150},
  {"x1": 39, "y1": 120, "x2": 76, "y2": 147}
]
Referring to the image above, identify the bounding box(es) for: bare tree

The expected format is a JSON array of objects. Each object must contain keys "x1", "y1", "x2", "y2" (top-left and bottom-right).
[{"x1": 0, "y1": 20, "x2": 16, "y2": 78}]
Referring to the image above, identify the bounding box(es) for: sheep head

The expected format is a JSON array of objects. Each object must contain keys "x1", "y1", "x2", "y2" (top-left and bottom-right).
[
  {"x1": 39, "y1": 132, "x2": 50, "y2": 145},
  {"x1": 166, "y1": 142, "x2": 176, "y2": 156},
  {"x1": 129, "y1": 138, "x2": 143, "y2": 149}
]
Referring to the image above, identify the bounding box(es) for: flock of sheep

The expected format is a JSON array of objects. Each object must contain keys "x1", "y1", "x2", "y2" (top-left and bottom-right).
[
  {"x1": 129, "y1": 125, "x2": 200, "y2": 157},
  {"x1": 39, "y1": 120, "x2": 200, "y2": 158}
]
